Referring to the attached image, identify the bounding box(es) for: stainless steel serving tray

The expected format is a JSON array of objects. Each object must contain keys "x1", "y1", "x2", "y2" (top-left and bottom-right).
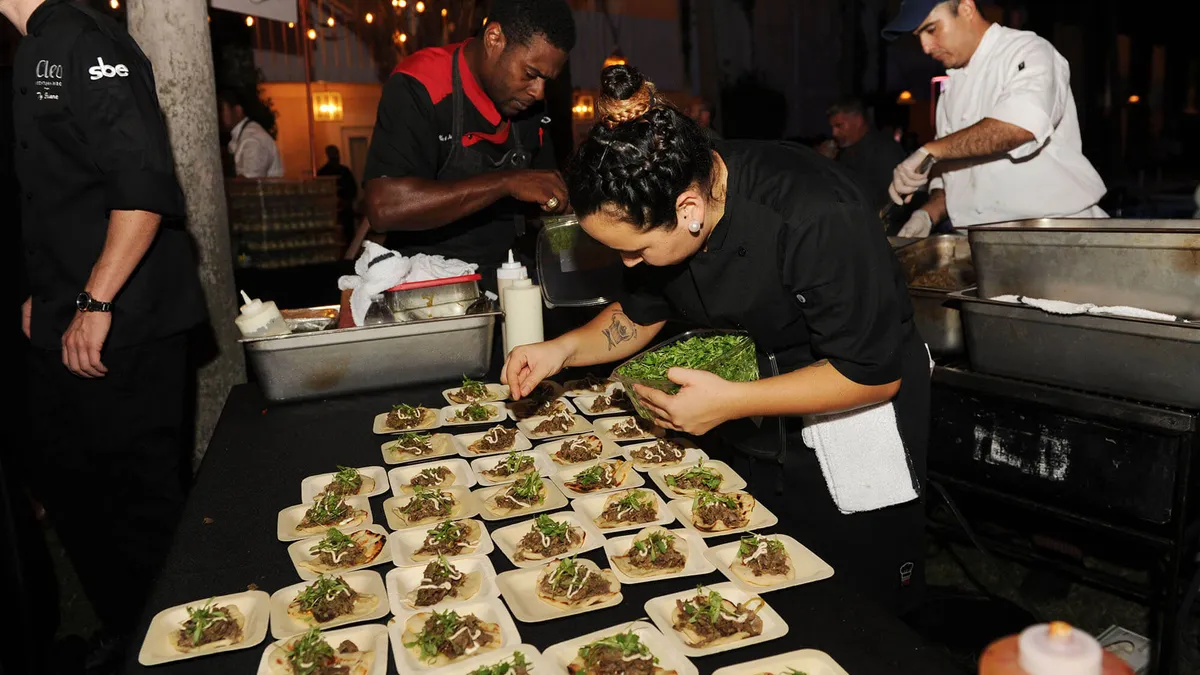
[
  {"x1": 950, "y1": 288, "x2": 1199, "y2": 408},
  {"x1": 968, "y1": 219, "x2": 1200, "y2": 318},
  {"x1": 241, "y1": 306, "x2": 500, "y2": 402},
  {"x1": 894, "y1": 235, "x2": 975, "y2": 355}
]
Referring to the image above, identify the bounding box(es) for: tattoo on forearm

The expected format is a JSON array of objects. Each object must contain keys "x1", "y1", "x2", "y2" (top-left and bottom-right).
[
  {"x1": 810, "y1": 359, "x2": 830, "y2": 369},
  {"x1": 602, "y1": 311, "x2": 638, "y2": 350}
]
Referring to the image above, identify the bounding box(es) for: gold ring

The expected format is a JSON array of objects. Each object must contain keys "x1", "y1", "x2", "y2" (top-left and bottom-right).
[{"x1": 546, "y1": 197, "x2": 560, "y2": 210}]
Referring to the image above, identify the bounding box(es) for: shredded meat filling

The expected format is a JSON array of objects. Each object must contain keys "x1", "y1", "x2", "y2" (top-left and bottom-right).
[
  {"x1": 581, "y1": 646, "x2": 655, "y2": 675},
  {"x1": 600, "y1": 499, "x2": 656, "y2": 524},
  {"x1": 177, "y1": 608, "x2": 241, "y2": 648},
  {"x1": 414, "y1": 561, "x2": 466, "y2": 606},
  {"x1": 555, "y1": 437, "x2": 601, "y2": 463},
  {"x1": 411, "y1": 467, "x2": 452, "y2": 487},
  {"x1": 517, "y1": 528, "x2": 584, "y2": 560},
  {"x1": 534, "y1": 411, "x2": 575, "y2": 435},
  {"x1": 697, "y1": 503, "x2": 747, "y2": 528},
  {"x1": 631, "y1": 440, "x2": 684, "y2": 464},
  {"x1": 472, "y1": 427, "x2": 518, "y2": 453}
]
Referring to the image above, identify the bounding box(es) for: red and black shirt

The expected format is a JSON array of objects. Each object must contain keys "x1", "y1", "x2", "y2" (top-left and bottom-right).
[{"x1": 363, "y1": 40, "x2": 556, "y2": 264}]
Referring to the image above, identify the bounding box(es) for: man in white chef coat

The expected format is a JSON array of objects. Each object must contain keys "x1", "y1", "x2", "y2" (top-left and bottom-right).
[{"x1": 883, "y1": 0, "x2": 1107, "y2": 236}]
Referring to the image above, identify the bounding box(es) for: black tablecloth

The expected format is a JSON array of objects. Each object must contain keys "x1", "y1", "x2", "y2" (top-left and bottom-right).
[{"x1": 121, "y1": 380, "x2": 963, "y2": 675}]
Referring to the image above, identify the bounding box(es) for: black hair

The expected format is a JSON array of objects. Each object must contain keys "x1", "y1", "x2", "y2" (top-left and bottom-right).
[
  {"x1": 325, "y1": 145, "x2": 339, "y2": 158},
  {"x1": 216, "y1": 88, "x2": 244, "y2": 109},
  {"x1": 566, "y1": 65, "x2": 714, "y2": 230},
  {"x1": 826, "y1": 98, "x2": 867, "y2": 118},
  {"x1": 489, "y1": 0, "x2": 576, "y2": 52}
]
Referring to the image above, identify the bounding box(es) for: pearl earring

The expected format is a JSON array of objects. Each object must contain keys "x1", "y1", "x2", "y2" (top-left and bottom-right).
[{"x1": 688, "y1": 221, "x2": 702, "y2": 233}]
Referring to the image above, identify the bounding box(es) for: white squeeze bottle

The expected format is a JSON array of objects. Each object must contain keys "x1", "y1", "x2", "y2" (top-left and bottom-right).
[
  {"x1": 502, "y1": 277, "x2": 544, "y2": 354},
  {"x1": 495, "y1": 249, "x2": 527, "y2": 311},
  {"x1": 235, "y1": 290, "x2": 290, "y2": 338}
]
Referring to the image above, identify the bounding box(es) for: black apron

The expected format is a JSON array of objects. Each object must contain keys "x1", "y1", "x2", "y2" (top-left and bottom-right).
[{"x1": 387, "y1": 46, "x2": 537, "y2": 289}]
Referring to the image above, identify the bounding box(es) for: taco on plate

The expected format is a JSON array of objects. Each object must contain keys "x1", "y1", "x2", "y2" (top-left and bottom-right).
[
  {"x1": 611, "y1": 527, "x2": 687, "y2": 578},
  {"x1": 535, "y1": 557, "x2": 619, "y2": 610},
  {"x1": 286, "y1": 575, "x2": 379, "y2": 625},
  {"x1": 401, "y1": 609, "x2": 502, "y2": 666},
  {"x1": 169, "y1": 598, "x2": 245, "y2": 653},
  {"x1": 670, "y1": 586, "x2": 765, "y2": 648}
]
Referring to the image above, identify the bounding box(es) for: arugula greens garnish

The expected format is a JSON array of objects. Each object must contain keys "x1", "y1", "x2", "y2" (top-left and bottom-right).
[
  {"x1": 307, "y1": 491, "x2": 350, "y2": 523},
  {"x1": 458, "y1": 402, "x2": 494, "y2": 421},
  {"x1": 309, "y1": 527, "x2": 355, "y2": 555},
  {"x1": 467, "y1": 651, "x2": 530, "y2": 675},
  {"x1": 615, "y1": 490, "x2": 649, "y2": 510},
  {"x1": 295, "y1": 576, "x2": 352, "y2": 611},
  {"x1": 573, "y1": 464, "x2": 607, "y2": 487},
  {"x1": 331, "y1": 466, "x2": 361, "y2": 491},
  {"x1": 694, "y1": 489, "x2": 739, "y2": 510},
  {"x1": 501, "y1": 450, "x2": 534, "y2": 474},
  {"x1": 665, "y1": 461, "x2": 722, "y2": 490},
  {"x1": 681, "y1": 585, "x2": 726, "y2": 625},
  {"x1": 427, "y1": 521, "x2": 465, "y2": 544},
  {"x1": 287, "y1": 627, "x2": 335, "y2": 675},
  {"x1": 403, "y1": 609, "x2": 463, "y2": 662},
  {"x1": 737, "y1": 534, "x2": 785, "y2": 558},
  {"x1": 578, "y1": 630, "x2": 656, "y2": 666},
  {"x1": 460, "y1": 376, "x2": 489, "y2": 399},
  {"x1": 404, "y1": 486, "x2": 452, "y2": 513},
  {"x1": 632, "y1": 530, "x2": 674, "y2": 561},
  {"x1": 511, "y1": 472, "x2": 544, "y2": 501},
  {"x1": 533, "y1": 514, "x2": 570, "y2": 539},
  {"x1": 183, "y1": 598, "x2": 231, "y2": 646}
]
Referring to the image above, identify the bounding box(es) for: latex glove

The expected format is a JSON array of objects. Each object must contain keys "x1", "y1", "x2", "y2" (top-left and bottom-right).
[
  {"x1": 889, "y1": 147, "x2": 933, "y2": 205},
  {"x1": 897, "y1": 210, "x2": 934, "y2": 238}
]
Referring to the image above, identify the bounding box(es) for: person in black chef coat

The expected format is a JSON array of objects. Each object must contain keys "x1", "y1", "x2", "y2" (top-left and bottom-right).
[
  {"x1": 505, "y1": 65, "x2": 931, "y2": 615},
  {"x1": 362, "y1": 0, "x2": 575, "y2": 287},
  {"x1": 5, "y1": 0, "x2": 206, "y2": 668}
]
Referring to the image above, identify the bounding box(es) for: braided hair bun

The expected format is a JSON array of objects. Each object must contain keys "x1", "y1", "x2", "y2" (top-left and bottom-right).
[{"x1": 566, "y1": 64, "x2": 715, "y2": 230}]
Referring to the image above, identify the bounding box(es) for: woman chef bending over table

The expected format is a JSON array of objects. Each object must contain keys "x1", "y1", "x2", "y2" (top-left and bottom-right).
[{"x1": 504, "y1": 65, "x2": 931, "y2": 615}]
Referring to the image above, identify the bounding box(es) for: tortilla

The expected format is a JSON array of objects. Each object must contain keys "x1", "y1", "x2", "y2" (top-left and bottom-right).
[
  {"x1": 612, "y1": 526, "x2": 688, "y2": 578},
  {"x1": 729, "y1": 538, "x2": 796, "y2": 587},
  {"x1": 294, "y1": 508, "x2": 368, "y2": 538},
  {"x1": 393, "y1": 491, "x2": 459, "y2": 527},
  {"x1": 286, "y1": 586, "x2": 380, "y2": 626},
  {"x1": 564, "y1": 460, "x2": 631, "y2": 494},
  {"x1": 401, "y1": 612, "x2": 502, "y2": 666},
  {"x1": 267, "y1": 633, "x2": 374, "y2": 675},
  {"x1": 168, "y1": 605, "x2": 246, "y2": 654},
  {"x1": 403, "y1": 567, "x2": 483, "y2": 608},
  {"x1": 515, "y1": 522, "x2": 586, "y2": 561},
  {"x1": 412, "y1": 520, "x2": 483, "y2": 562},
  {"x1": 566, "y1": 637, "x2": 676, "y2": 675},
  {"x1": 535, "y1": 558, "x2": 620, "y2": 610},
  {"x1": 384, "y1": 407, "x2": 439, "y2": 432},
  {"x1": 298, "y1": 528, "x2": 386, "y2": 574},
  {"x1": 691, "y1": 492, "x2": 755, "y2": 532},
  {"x1": 669, "y1": 595, "x2": 765, "y2": 648},
  {"x1": 483, "y1": 482, "x2": 547, "y2": 517},
  {"x1": 551, "y1": 435, "x2": 604, "y2": 465},
  {"x1": 408, "y1": 466, "x2": 457, "y2": 489},
  {"x1": 593, "y1": 489, "x2": 658, "y2": 528},
  {"x1": 663, "y1": 463, "x2": 725, "y2": 497},
  {"x1": 469, "y1": 426, "x2": 519, "y2": 454},
  {"x1": 320, "y1": 473, "x2": 376, "y2": 497},
  {"x1": 480, "y1": 455, "x2": 538, "y2": 483},
  {"x1": 387, "y1": 433, "x2": 455, "y2": 462}
]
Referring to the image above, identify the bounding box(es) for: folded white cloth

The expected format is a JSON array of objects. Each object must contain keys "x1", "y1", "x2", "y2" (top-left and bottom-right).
[
  {"x1": 405, "y1": 253, "x2": 478, "y2": 283},
  {"x1": 338, "y1": 242, "x2": 411, "y2": 327},
  {"x1": 991, "y1": 295, "x2": 1177, "y2": 322}
]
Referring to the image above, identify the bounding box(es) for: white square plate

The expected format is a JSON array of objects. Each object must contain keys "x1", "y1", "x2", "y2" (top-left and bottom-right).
[
  {"x1": 704, "y1": 534, "x2": 835, "y2": 592},
  {"x1": 277, "y1": 496, "x2": 374, "y2": 542},
  {"x1": 470, "y1": 451, "x2": 555, "y2": 487},
  {"x1": 388, "y1": 597, "x2": 521, "y2": 673},
  {"x1": 571, "y1": 488, "x2": 675, "y2": 533},
  {"x1": 388, "y1": 518, "x2": 495, "y2": 567},
  {"x1": 386, "y1": 556, "x2": 500, "y2": 614},
  {"x1": 620, "y1": 440, "x2": 708, "y2": 472},
  {"x1": 534, "y1": 435, "x2": 624, "y2": 466},
  {"x1": 572, "y1": 392, "x2": 635, "y2": 417},
  {"x1": 474, "y1": 479, "x2": 571, "y2": 521},
  {"x1": 505, "y1": 397, "x2": 577, "y2": 422},
  {"x1": 301, "y1": 466, "x2": 390, "y2": 502},
  {"x1": 442, "y1": 383, "x2": 510, "y2": 406},
  {"x1": 268, "y1": 569, "x2": 390, "y2": 639},
  {"x1": 491, "y1": 512, "x2": 605, "y2": 568},
  {"x1": 648, "y1": 459, "x2": 747, "y2": 499},
  {"x1": 543, "y1": 620, "x2": 697, "y2": 675},
  {"x1": 455, "y1": 427, "x2": 533, "y2": 458},
  {"x1": 668, "y1": 492, "x2": 779, "y2": 539},
  {"x1": 287, "y1": 524, "x2": 393, "y2": 581},
  {"x1": 518, "y1": 414, "x2": 595, "y2": 441},
  {"x1": 373, "y1": 408, "x2": 442, "y2": 435},
  {"x1": 429, "y1": 644, "x2": 551, "y2": 675},
  {"x1": 388, "y1": 459, "x2": 477, "y2": 495},
  {"x1": 138, "y1": 590, "x2": 270, "y2": 666},
  {"x1": 495, "y1": 563, "x2": 623, "y2": 623},
  {"x1": 562, "y1": 378, "x2": 622, "y2": 398},
  {"x1": 440, "y1": 403, "x2": 509, "y2": 427},
  {"x1": 603, "y1": 528, "x2": 716, "y2": 585},
  {"x1": 256, "y1": 622, "x2": 388, "y2": 675},
  {"x1": 643, "y1": 582, "x2": 788, "y2": 657},
  {"x1": 551, "y1": 459, "x2": 646, "y2": 498},
  {"x1": 380, "y1": 433, "x2": 459, "y2": 465},
  {"x1": 712, "y1": 649, "x2": 850, "y2": 675},
  {"x1": 382, "y1": 487, "x2": 480, "y2": 531},
  {"x1": 592, "y1": 416, "x2": 667, "y2": 443}
]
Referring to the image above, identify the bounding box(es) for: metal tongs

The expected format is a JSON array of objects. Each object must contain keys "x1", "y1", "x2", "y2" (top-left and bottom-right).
[{"x1": 878, "y1": 153, "x2": 937, "y2": 227}]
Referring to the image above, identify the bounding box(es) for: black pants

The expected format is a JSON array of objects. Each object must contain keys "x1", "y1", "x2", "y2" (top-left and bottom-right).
[
  {"x1": 28, "y1": 334, "x2": 190, "y2": 635},
  {"x1": 715, "y1": 334, "x2": 931, "y2": 615}
]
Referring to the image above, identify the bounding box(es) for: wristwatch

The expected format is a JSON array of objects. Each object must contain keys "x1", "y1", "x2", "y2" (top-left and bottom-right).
[{"x1": 76, "y1": 291, "x2": 112, "y2": 313}]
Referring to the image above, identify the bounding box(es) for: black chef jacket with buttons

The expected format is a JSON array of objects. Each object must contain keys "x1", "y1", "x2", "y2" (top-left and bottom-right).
[
  {"x1": 13, "y1": 0, "x2": 205, "y2": 350},
  {"x1": 620, "y1": 140, "x2": 919, "y2": 387}
]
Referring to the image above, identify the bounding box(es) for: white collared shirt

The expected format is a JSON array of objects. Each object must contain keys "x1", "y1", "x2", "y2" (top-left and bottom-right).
[
  {"x1": 228, "y1": 117, "x2": 284, "y2": 178},
  {"x1": 930, "y1": 24, "x2": 1107, "y2": 226}
]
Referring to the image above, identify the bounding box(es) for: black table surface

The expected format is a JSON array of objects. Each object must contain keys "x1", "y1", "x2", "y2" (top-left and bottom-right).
[{"x1": 121, "y1": 380, "x2": 963, "y2": 675}]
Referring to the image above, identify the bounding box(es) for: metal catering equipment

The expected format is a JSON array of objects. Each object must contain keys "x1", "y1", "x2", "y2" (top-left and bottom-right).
[
  {"x1": 894, "y1": 235, "x2": 975, "y2": 355},
  {"x1": 536, "y1": 215, "x2": 624, "y2": 308},
  {"x1": 382, "y1": 274, "x2": 482, "y2": 315},
  {"x1": 241, "y1": 305, "x2": 500, "y2": 402}
]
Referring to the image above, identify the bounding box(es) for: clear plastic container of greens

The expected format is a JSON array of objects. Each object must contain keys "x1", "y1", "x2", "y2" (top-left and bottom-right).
[{"x1": 611, "y1": 329, "x2": 760, "y2": 421}]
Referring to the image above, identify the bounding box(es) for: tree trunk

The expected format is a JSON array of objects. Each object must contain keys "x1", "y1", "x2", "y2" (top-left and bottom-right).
[{"x1": 126, "y1": 0, "x2": 246, "y2": 467}]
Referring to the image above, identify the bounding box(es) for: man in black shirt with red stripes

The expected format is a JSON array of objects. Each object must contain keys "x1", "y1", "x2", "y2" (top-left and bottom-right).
[{"x1": 363, "y1": 0, "x2": 575, "y2": 284}]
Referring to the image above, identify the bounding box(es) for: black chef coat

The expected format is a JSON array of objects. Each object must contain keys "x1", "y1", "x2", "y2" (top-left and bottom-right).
[
  {"x1": 13, "y1": 0, "x2": 205, "y2": 350},
  {"x1": 363, "y1": 40, "x2": 557, "y2": 266},
  {"x1": 836, "y1": 129, "x2": 907, "y2": 209}
]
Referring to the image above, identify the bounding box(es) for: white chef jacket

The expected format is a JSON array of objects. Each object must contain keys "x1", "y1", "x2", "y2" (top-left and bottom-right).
[
  {"x1": 930, "y1": 24, "x2": 1107, "y2": 227},
  {"x1": 228, "y1": 117, "x2": 284, "y2": 178}
]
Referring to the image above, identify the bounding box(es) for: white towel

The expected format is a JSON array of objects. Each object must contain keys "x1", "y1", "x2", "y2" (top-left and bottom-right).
[
  {"x1": 405, "y1": 253, "x2": 478, "y2": 283},
  {"x1": 990, "y1": 295, "x2": 1177, "y2": 322},
  {"x1": 338, "y1": 242, "x2": 411, "y2": 327},
  {"x1": 801, "y1": 401, "x2": 919, "y2": 514}
]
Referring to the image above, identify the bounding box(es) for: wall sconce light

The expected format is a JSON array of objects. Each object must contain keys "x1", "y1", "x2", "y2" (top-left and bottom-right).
[
  {"x1": 313, "y1": 92, "x2": 344, "y2": 122},
  {"x1": 572, "y1": 94, "x2": 595, "y2": 121}
]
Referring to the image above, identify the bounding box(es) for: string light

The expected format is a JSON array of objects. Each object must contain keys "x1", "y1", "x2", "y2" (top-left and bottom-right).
[
  {"x1": 441, "y1": 8, "x2": 448, "y2": 17},
  {"x1": 245, "y1": 16, "x2": 254, "y2": 27},
  {"x1": 482, "y1": 16, "x2": 488, "y2": 25},
  {"x1": 307, "y1": 28, "x2": 318, "y2": 40},
  {"x1": 399, "y1": 33, "x2": 408, "y2": 42},
  {"x1": 365, "y1": 12, "x2": 374, "y2": 23},
  {"x1": 415, "y1": 1, "x2": 425, "y2": 12},
  {"x1": 392, "y1": 0, "x2": 399, "y2": 5},
  {"x1": 399, "y1": 0, "x2": 407, "y2": 7},
  {"x1": 109, "y1": 0, "x2": 119, "y2": 8},
  {"x1": 1128, "y1": 94, "x2": 1141, "y2": 104},
  {"x1": 326, "y1": 16, "x2": 335, "y2": 27},
  {"x1": 288, "y1": 21, "x2": 295, "y2": 28}
]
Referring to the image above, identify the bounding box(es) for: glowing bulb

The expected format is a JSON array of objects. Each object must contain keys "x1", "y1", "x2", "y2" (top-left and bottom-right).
[
  {"x1": 898, "y1": 90, "x2": 913, "y2": 102},
  {"x1": 245, "y1": 16, "x2": 254, "y2": 27},
  {"x1": 399, "y1": 33, "x2": 408, "y2": 42},
  {"x1": 399, "y1": 0, "x2": 406, "y2": 7},
  {"x1": 392, "y1": 0, "x2": 399, "y2": 5},
  {"x1": 326, "y1": 16, "x2": 335, "y2": 27},
  {"x1": 307, "y1": 28, "x2": 318, "y2": 40},
  {"x1": 482, "y1": 16, "x2": 488, "y2": 25},
  {"x1": 416, "y1": 1, "x2": 425, "y2": 12},
  {"x1": 1128, "y1": 94, "x2": 1141, "y2": 104},
  {"x1": 441, "y1": 8, "x2": 448, "y2": 17},
  {"x1": 365, "y1": 12, "x2": 374, "y2": 23},
  {"x1": 288, "y1": 22, "x2": 295, "y2": 28},
  {"x1": 109, "y1": 0, "x2": 119, "y2": 8}
]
